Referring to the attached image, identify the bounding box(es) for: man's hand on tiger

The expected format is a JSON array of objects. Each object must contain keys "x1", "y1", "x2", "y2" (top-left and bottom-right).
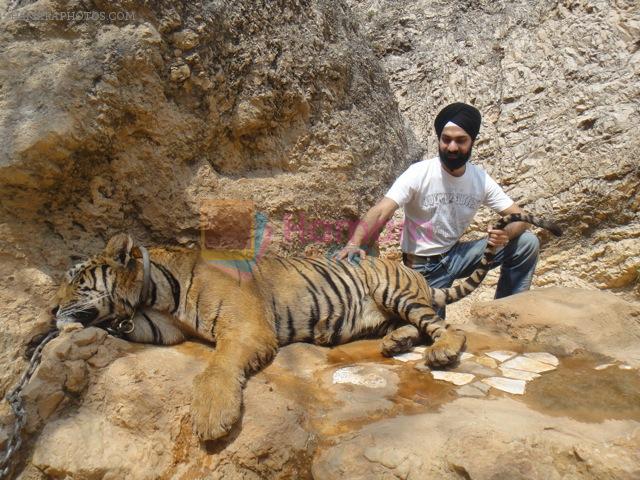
[{"x1": 334, "y1": 244, "x2": 367, "y2": 264}]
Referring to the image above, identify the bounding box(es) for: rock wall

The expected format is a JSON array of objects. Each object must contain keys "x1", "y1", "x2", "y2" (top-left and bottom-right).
[
  {"x1": 0, "y1": 0, "x2": 408, "y2": 256},
  {"x1": 348, "y1": 0, "x2": 640, "y2": 298}
]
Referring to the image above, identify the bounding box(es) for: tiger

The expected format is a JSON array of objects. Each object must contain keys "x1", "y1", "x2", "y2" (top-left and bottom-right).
[{"x1": 49, "y1": 213, "x2": 561, "y2": 441}]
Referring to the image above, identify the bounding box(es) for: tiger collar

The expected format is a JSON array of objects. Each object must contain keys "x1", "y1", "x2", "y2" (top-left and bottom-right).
[
  {"x1": 138, "y1": 245, "x2": 151, "y2": 309},
  {"x1": 108, "y1": 245, "x2": 151, "y2": 336}
]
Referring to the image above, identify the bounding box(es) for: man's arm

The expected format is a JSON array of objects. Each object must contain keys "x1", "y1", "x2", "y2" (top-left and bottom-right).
[
  {"x1": 487, "y1": 203, "x2": 528, "y2": 247},
  {"x1": 335, "y1": 197, "x2": 399, "y2": 261}
]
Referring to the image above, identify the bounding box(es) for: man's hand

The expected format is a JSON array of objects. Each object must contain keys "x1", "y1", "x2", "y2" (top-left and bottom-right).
[
  {"x1": 333, "y1": 197, "x2": 399, "y2": 264},
  {"x1": 334, "y1": 244, "x2": 367, "y2": 264},
  {"x1": 487, "y1": 227, "x2": 509, "y2": 248}
]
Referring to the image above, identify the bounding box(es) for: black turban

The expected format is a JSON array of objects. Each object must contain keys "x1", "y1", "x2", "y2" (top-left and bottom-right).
[{"x1": 434, "y1": 102, "x2": 482, "y2": 141}]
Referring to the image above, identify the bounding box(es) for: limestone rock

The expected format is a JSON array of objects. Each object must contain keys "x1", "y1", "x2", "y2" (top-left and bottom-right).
[
  {"x1": 501, "y1": 356, "x2": 558, "y2": 374},
  {"x1": 499, "y1": 367, "x2": 541, "y2": 381},
  {"x1": 312, "y1": 397, "x2": 640, "y2": 480},
  {"x1": 523, "y1": 352, "x2": 559, "y2": 366},
  {"x1": 430, "y1": 371, "x2": 475, "y2": 386},
  {"x1": 471, "y1": 287, "x2": 640, "y2": 366},
  {"x1": 169, "y1": 63, "x2": 191, "y2": 82},
  {"x1": 19, "y1": 327, "x2": 131, "y2": 433},
  {"x1": 171, "y1": 29, "x2": 199, "y2": 50},
  {"x1": 0, "y1": 0, "x2": 407, "y2": 267},
  {"x1": 3, "y1": 289, "x2": 637, "y2": 478},
  {"x1": 482, "y1": 376, "x2": 527, "y2": 395}
]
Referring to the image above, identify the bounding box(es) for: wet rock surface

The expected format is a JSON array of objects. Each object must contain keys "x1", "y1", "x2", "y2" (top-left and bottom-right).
[
  {"x1": 2, "y1": 288, "x2": 638, "y2": 479},
  {"x1": 471, "y1": 286, "x2": 640, "y2": 365}
]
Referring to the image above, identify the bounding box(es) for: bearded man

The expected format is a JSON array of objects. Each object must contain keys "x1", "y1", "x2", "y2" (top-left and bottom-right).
[{"x1": 336, "y1": 102, "x2": 539, "y2": 317}]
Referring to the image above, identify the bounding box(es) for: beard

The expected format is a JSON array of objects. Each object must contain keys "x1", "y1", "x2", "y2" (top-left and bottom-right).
[{"x1": 438, "y1": 146, "x2": 472, "y2": 171}]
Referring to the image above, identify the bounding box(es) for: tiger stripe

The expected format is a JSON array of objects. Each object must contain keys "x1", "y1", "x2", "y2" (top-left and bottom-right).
[
  {"x1": 307, "y1": 288, "x2": 319, "y2": 342},
  {"x1": 88, "y1": 267, "x2": 97, "y2": 289},
  {"x1": 431, "y1": 213, "x2": 561, "y2": 307},
  {"x1": 99, "y1": 265, "x2": 109, "y2": 295},
  {"x1": 152, "y1": 261, "x2": 181, "y2": 314},
  {"x1": 149, "y1": 279, "x2": 158, "y2": 307},
  {"x1": 271, "y1": 296, "x2": 282, "y2": 340},
  {"x1": 211, "y1": 300, "x2": 223, "y2": 338},
  {"x1": 286, "y1": 306, "x2": 296, "y2": 343},
  {"x1": 141, "y1": 311, "x2": 162, "y2": 344}
]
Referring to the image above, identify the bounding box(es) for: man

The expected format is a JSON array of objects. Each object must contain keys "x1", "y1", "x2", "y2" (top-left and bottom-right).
[{"x1": 336, "y1": 102, "x2": 539, "y2": 316}]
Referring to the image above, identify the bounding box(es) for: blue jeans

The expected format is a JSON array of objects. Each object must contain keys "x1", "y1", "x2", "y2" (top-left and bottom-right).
[{"x1": 409, "y1": 231, "x2": 540, "y2": 318}]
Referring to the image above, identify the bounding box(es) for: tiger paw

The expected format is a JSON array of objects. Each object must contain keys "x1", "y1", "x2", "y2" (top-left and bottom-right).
[
  {"x1": 380, "y1": 325, "x2": 420, "y2": 357},
  {"x1": 424, "y1": 344, "x2": 460, "y2": 367},
  {"x1": 423, "y1": 330, "x2": 466, "y2": 368},
  {"x1": 190, "y1": 373, "x2": 242, "y2": 441}
]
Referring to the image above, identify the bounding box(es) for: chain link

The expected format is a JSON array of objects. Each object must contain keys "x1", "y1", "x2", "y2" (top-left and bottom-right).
[{"x1": 0, "y1": 330, "x2": 58, "y2": 480}]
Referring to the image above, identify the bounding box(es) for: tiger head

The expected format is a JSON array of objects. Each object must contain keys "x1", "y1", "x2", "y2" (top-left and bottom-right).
[{"x1": 53, "y1": 234, "x2": 145, "y2": 330}]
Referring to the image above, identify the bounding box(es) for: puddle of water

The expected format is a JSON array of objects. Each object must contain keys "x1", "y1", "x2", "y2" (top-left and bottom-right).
[
  {"x1": 260, "y1": 339, "x2": 455, "y2": 435},
  {"x1": 327, "y1": 339, "x2": 458, "y2": 417},
  {"x1": 524, "y1": 353, "x2": 640, "y2": 423},
  {"x1": 394, "y1": 365, "x2": 457, "y2": 412},
  {"x1": 325, "y1": 334, "x2": 640, "y2": 424},
  {"x1": 463, "y1": 333, "x2": 640, "y2": 422},
  {"x1": 177, "y1": 334, "x2": 640, "y2": 428},
  {"x1": 326, "y1": 340, "x2": 391, "y2": 365}
]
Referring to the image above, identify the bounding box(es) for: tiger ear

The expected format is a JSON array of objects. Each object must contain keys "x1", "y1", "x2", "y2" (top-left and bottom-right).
[{"x1": 105, "y1": 233, "x2": 136, "y2": 268}]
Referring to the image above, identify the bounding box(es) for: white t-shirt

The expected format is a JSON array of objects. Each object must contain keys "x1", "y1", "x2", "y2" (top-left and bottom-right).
[{"x1": 385, "y1": 156, "x2": 514, "y2": 256}]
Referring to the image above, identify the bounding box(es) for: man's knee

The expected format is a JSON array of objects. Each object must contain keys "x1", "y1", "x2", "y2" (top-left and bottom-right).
[{"x1": 515, "y1": 230, "x2": 539, "y2": 258}]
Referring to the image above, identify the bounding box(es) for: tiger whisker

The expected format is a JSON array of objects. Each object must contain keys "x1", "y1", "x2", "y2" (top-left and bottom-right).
[{"x1": 58, "y1": 294, "x2": 110, "y2": 317}]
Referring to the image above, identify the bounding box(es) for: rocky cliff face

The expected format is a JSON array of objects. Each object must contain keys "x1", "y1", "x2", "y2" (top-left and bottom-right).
[
  {"x1": 0, "y1": 0, "x2": 639, "y2": 478},
  {"x1": 0, "y1": 0, "x2": 406, "y2": 406},
  {"x1": 348, "y1": 0, "x2": 640, "y2": 297},
  {"x1": 0, "y1": 0, "x2": 407, "y2": 256}
]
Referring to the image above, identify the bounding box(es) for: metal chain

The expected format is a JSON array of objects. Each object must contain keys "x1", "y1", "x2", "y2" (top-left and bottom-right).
[{"x1": 0, "y1": 330, "x2": 58, "y2": 480}]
